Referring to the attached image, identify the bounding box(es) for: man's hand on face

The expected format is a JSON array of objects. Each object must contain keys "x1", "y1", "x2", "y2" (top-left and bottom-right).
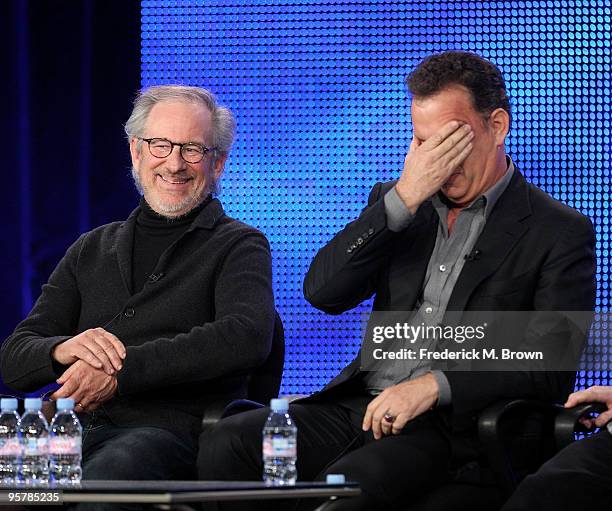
[
  {"x1": 362, "y1": 373, "x2": 440, "y2": 440},
  {"x1": 395, "y1": 121, "x2": 474, "y2": 214},
  {"x1": 51, "y1": 328, "x2": 126, "y2": 376},
  {"x1": 565, "y1": 386, "x2": 612, "y2": 430},
  {"x1": 50, "y1": 360, "x2": 118, "y2": 413}
]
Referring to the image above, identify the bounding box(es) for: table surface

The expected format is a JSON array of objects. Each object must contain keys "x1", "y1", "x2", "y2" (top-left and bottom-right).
[{"x1": 2, "y1": 480, "x2": 361, "y2": 503}]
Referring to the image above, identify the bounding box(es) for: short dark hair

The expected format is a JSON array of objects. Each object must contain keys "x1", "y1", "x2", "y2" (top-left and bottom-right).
[{"x1": 407, "y1": 51, "x2": 511, "y2": 124}]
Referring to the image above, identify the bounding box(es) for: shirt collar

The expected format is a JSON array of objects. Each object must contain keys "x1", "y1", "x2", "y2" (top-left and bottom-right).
[{"x1": 482, "y1": 156, "x2": 515, "y2": 218}]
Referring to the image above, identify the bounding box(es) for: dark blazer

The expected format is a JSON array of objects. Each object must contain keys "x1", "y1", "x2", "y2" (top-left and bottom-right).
[
  {"x1": 304, "y1": 169, "x2": 596, "y2": 436},
  {"x1": 1, "y1": 198, "x2": 275, "y2": 439}
]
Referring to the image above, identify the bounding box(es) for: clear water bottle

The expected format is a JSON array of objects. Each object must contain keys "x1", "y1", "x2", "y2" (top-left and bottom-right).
[
  {"x1": 18, "y1": 398, "x2": 49, "y2": 487},
  {"x1": 262, "y1": 398, "x2": 297, "y2": 486},
  {"x1": 49, "y1": 398, "x2": 82, "y2": 487},
  {"x1": 0, "y1": 398, "x2": 21, "y2": 486}
]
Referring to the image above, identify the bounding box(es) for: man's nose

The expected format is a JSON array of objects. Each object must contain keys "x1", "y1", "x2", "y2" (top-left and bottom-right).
[{"x1": 164, "y1": 145, "x2": 187, "y2": 171}]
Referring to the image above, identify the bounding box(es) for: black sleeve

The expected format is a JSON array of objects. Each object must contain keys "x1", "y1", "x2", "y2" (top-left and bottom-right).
[
  {"x1": 1, "y1": 236, "x2": 85, "y2": 391},
  {"x1": 303, "y1": 182, "x2": 400, "y2": 314}
]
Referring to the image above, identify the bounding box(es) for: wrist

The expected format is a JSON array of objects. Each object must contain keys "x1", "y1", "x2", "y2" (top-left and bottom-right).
[
  {"x1": 395, "y1": 183, "x2": 422, "y2": 215},
  {"x1": 426, "y1": 372, "x2": 440, "y2": 405},
  {"x1": 51, "y1": 343, "x2": 65, "y2": 363}
]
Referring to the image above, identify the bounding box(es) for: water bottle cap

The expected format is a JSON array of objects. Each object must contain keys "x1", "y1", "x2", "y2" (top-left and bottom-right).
[
  {"x1": 0, "y1": 398, "x2": 18, "y2": 411},
  {"x1": 56, "y1": 398, "x2": 75, "y2": 410},
  {"x1": 24, "y1": 398, "x2": 42, "y2": 410},
  {"x1": 326, "y1": 474, "x2": 346, "y2": 485},
  {"x1": 269, "y1": 398, "x2": 289, "y2": 412}
]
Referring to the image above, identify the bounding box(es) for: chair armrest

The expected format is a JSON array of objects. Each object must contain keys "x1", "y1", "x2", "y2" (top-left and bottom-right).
[
  {"x1": 479, "y1": 399, "x2": 559, "y2": 440},
  {"x1": 201, "y1": 400, "x2": 230, "y2": 429},
  {"x1": 284, "y1": 394, "x2": 308, "y2": 402},
  {"x1": 222, "y1": 399, "x2": 266, "y2": 418},
  {"x1": 201, "y1": 394, "x2": 309, "y2": 431},
  {"x1": 555, "y1": 402, "x2": 607, "y2": 450},
  {"x1": 478, "y1": 399, "x2": 558, "y2": 498},
  {"x1": 201, "y1": 399, "x2": 267, "y2": 431}
]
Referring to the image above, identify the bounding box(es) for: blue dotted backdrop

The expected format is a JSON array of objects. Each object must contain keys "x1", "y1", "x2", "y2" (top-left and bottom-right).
[{"x1": 140, "y1": 1, "x2": 611, "y2": 394}]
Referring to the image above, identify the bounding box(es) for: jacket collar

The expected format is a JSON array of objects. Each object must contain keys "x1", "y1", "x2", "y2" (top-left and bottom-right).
[
  {"x1": 187, "y1": 197, "x2": 225, "y2": 231},
  {"x1": 445, "y1": 166, "x2": 533, "y2": 314}
]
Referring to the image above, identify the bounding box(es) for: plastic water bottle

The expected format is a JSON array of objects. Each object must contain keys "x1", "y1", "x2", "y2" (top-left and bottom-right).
[
  {"x1": 49, "y1": 398, "x2": 82, "y2": 487},
  {"x1": 262, "y1": 398, "x2": 297, "y2": 485},
  {"x1": 0, "y1": 398, "x2": 21, "y2": 486},
  {"x1": 18, "y1": 398, "x2": 49, "y2": 487}
]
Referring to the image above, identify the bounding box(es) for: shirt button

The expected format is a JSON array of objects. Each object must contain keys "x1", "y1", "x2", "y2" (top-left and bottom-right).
[
  {"x1": 439, "y1": 265, "x2": 447, "y2": 272},
  {"x1": 425, "y1": 306, "x2": 433, "y2": 314},
  {"x1": 124, "y1": 307, "x2": 135, "y2": 318}
]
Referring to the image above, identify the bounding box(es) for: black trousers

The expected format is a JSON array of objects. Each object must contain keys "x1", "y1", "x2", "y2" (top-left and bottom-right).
[
  {"x1": 501, "y1": 430, "x2": 612, "y2": 510},
  {"x1": 75, "y1": 410, "x2": 197, "y2": 511},
  {"x1": 197, "y1": 392, "x2": 452, "y2": 511}
]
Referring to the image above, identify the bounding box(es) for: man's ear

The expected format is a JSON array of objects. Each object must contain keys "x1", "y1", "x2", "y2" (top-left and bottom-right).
[
  {"x1": 129, "y1": 137, "x2": 142, "y2": 168},
  {"x1": 213, "y1": 152, "x2": 228, "y2": 180},
  {"x1": 488, "y1": 108, "x2": 510, "y2": 146}
]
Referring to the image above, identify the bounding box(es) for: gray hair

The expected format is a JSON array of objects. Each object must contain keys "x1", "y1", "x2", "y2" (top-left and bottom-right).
[{"x1": 124, "y1": 84, "x2": 236, "y2": 155}]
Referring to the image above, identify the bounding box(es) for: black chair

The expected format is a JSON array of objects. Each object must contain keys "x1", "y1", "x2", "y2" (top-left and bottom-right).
[
  {"x1": 555, "y1": 401, "x2": 607, "y2": 448},
  {"x1": 554, "y1": 402, "x2": 611, "y2": 508},
  {"x1": 409, "y1": 399, "x2": 611, "y2": 511},
  {"x1": 405, "y1": 399, "x2": 560, "y2": 511},
  {"x1": 201, "y1": 310, "x2": 285, "y2": 428}
]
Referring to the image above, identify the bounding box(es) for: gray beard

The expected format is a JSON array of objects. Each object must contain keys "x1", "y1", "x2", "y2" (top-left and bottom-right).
[{"x1": 130, "y1": 166, "x2": 214, "y2": 218}]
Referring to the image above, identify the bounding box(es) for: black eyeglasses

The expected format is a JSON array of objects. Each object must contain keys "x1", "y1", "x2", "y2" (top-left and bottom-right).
[{"x1": 138, "y1": 137, "x2": 216, "y2": 164}]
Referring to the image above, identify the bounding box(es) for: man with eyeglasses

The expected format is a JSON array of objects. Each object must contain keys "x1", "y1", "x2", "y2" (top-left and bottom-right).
[{"x1": 1, "y1": 85, "x2": 275, "y2": 501}]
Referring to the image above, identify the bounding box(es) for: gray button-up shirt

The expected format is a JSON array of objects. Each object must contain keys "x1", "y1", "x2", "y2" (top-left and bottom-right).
[{"x1": 362, "y1": 159, "x2": 515, "y2": 405}]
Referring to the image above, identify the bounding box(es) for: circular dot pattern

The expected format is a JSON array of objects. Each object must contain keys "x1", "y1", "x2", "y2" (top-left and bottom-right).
[{"x1": 141, "y1": 1, "x2": 611, "y2": 394}]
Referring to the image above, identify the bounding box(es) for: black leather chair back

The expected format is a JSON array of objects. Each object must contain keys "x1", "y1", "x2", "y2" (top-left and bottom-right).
[{"x1": 246, "y1": 310, "x2": 285, "y2": 404}]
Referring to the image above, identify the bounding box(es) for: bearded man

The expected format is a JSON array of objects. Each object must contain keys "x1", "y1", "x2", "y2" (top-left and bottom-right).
[{"x1": 1, "y1": 85, "x2": 275, "y2": 502}]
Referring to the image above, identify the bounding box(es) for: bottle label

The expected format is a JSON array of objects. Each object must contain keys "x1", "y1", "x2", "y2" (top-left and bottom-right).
[
  {"x1": 49, "y1": 437, "x2": 81, "y2": 455},
  {"x1": 23, "y1": 437, "x2": 48, "y2": 456},
  {"x1": 263, "y1": 437, "x2": 296, "y2": 457},
  {"x1": 0, "y1": 438, "x2": 20, "y2": 456}
]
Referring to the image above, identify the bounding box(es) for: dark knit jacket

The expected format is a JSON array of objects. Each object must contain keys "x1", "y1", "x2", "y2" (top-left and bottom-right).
[{"x1": 1, "y1": 198, "x2": 275, "y2": 439}]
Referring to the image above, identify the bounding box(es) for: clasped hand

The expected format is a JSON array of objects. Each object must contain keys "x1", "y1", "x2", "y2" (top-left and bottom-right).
[
  {"x1": 51, "y1": 327, "x2": 126, "y2": 411},
  {"x1": 50, "y1": 360, "x2": 118, "y2": 412}
]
